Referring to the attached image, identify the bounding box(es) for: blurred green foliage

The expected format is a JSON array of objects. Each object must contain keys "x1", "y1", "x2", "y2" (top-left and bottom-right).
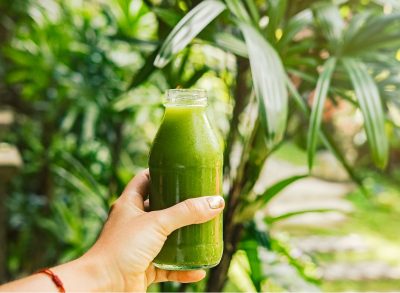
[{"x1": 1, "y1": 0, "x2": 400, "y2": 292}]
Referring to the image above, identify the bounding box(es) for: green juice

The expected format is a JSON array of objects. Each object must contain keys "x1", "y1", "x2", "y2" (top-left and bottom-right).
[{"x1": 149, "y1": 89, "x2": 223, "y2": 270}]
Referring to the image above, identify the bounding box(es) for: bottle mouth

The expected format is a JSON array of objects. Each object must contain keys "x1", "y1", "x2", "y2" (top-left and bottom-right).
[{"x1": 165, "y1": 89, "x2": 207, "y2": 106}]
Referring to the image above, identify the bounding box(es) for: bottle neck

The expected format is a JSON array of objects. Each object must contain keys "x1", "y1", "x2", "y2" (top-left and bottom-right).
[{"x1": 165, "y1": 89, "x2": 207, "y2": 107}]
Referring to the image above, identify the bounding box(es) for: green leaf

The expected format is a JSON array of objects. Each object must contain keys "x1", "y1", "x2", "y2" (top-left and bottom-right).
[
  {"x1": 225, "y1": 0, "x2": 252, "y2": 23},
  {"x1": 61, "y1": 108, "x2": 78, "y2": 132},
  {"x1": 242, "y1": 241, "x2": 263, "y2": 292},
  {"x1": 108, "y1": 34, "x2": 158, "y2": 50},
  {"x1": 342, "y1": 11, "x2": 373, "y2": 47},
  {"x1": 307, "y1": 57, "x2": 337, "y2": 170},
  {"x1": 287, "y1": 68, "x2": 316, "y2": 84},
  {"x1": 176, "y1": 48, "x2": 191, "y2": 79},
  {"x1": 182, "y1": 66, "x2": 209, "y2": 88},
  {"x1": 236, "y1": 174, "x2": 307, "y2": 222},
  {"x1": 319, "y1": 130, "x2": 366, "y2": 193},
  {"x1": 82, "y1": 103, "x2": 98, "y2": 141},
  {"x1": 342, "y1": 58, "x2": 389, "y2": 168},
  {"x1": 351, "y1": 13, "x2": 400, "y2": 45},
  {"x1": 266, "y1": 0, "x2": 288, "y2": 41},
  {"x1": 257, "y1": 175, "x2": 307, "y2": 205},
  {"x1": 127, "y1": 47, "x2": 159, "y2": 90},
  {"x1": 343, "y1": 12, "x2": 400, "y2": 55},
  {"x1": 267, "y1": 208, "x2": 338, "y2": 223},
  {"x1": 59, "y1": 152, "x2": 104, "y2": 198},
  {"x1": 312, "y1": 2, "x2": 344, "y2": 50},
  {"x1": 239, "y1": 23, "x2": 288, "y2": 147},
  {"x1": 278, "y1": 9, "x2": 312, "y2": 49},
  {"x1": 154, "y1": 0, "x2": 226, "y2": 68},
  {"x1": 286, "y1": 76, "x2": 309, "y2": 113},
  {"x1": 152, "y1": 7, "x2": 182, "y2": 27},
  {"x1": 213, "y1": 32, "x2": 248, "y2": 58},
  {"x1": 53, "y1": 166, "x2": 107, "y2": 219},
  {"x1": 286, "y1": 76, "x2": 367, "y2": 193},
  {"x1": 244, "y1": 0, "x2": 260, "y2": 23}
]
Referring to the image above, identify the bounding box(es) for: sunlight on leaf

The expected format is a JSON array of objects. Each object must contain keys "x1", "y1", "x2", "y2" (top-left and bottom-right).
[
  {"x1": 307, "y1": 57, "x2": 337, "y2": 170},
  {"x1": 240, "y1": 23, "x2": 288, "y2": 147},
  {"x1": 236, "y1": 174, "x2": 307, "y2": 222},
  {"x1": 154, "y1": 0, "x2": 226, "y2": 68},
  {"x1": 343, "y1": 58, "x2": 389, "y2": 168}
]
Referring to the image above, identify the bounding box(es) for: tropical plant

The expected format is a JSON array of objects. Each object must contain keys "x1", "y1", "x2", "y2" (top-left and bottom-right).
[
  {"x1": 142, "y1": 0, "x2": 400, "y2": 291},
  {"x1": 2, "y1": 0, "x2": 400, "y2": 291},
  {"x1": 1, "y1": 0, "x2": 233, "y2": 280}
]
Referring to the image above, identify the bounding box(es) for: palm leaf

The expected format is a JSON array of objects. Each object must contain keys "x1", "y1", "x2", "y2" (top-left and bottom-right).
[
  {"x1": 349, "y1": 13, "x2": 400, "y2": 46},
  {"x1": 240, "y1": 23, "x2": 288, "y2": 147},
  {"x1": 242, "y1": 240, "x2": 263, "y2": 292},
  {"x1": 152, "y1": 7, "x2": 182, "y2": 27},
  {"x1": 342, "y1": 58, "x2": 389, "y2": 168},
  {"x1": 307, "y1": 57, "x2": 337, "y2": 170},
  {"x1": 343, "y1": 13, "x2": 400, "y2": 55},
  {"x1": 153, "y1": 0, "x2": 226, "y2": 68},
  {"x1": 266, "y1": 208, "x2": 338, "y2": 223},
  {"x1": 286, "y1": 76, "x2": 367, "y2": 193},
  {"x1": 225, "y1": 0, "x2": 252, "y2": 23},
  {"x1": 342, "y1": 11, "x2": 373, "y2": 50},
  {"x1": 312, "y1": 2, "x2": 344, "y2": 50},
  {"x1": 236, "y1": 174, "x2": 307, "y2": 222},
  {"x1": 319, "y1": 130, "x2": 366, "y2": 192},
  {"x1": 257, "y1": 175, "x2": 307, "y2": 205},
  {"x1": 213, "y1": 32, "x2": 248, "y2": 58},
  {"x1": 244, "y1": 0, "x2": 260, "y2": 23},
  {"x1": 278, "y1": 9, "x2": 312, "y2": 49},
  {"x1": 53, "y1": 166, "x2": 108, "y2": 219},
  {"x1": 266, "y1": 0, "x2": 288, "y2": 41}
]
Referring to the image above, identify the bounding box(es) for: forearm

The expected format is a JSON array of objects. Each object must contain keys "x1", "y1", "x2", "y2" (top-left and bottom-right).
[{"x1": 0, "y1": 254, "x2": 119, "y2": 292}]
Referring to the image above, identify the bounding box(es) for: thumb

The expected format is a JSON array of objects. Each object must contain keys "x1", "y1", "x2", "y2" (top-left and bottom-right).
[{"x1": 153, "y1": 196, "x2": 224, "y2": 235}]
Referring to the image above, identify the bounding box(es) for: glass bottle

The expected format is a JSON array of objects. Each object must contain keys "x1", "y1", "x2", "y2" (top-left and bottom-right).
[{"x1": 149, "y1": 89, "x2": 223, "y2": 270}]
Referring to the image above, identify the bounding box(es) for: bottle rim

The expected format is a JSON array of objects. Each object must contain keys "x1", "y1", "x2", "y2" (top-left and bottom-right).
[{"x1": 165, "y1": 89, "x2": 207, "y2": 106}]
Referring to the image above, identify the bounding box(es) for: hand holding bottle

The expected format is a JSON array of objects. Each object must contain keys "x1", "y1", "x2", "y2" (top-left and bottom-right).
[{"x1": 0, "y1": 169, "x2": 225, "y2": 292}]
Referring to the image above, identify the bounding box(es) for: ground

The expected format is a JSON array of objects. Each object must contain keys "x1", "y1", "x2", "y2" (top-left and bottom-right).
[{"x1": 264, "y1": 143, "x2": 400, "y2": 292}]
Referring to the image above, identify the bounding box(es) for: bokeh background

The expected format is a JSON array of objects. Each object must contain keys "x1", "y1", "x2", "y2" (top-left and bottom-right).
[{"x1": 1, "y1": 0, "x2": 400, "y2": 291}]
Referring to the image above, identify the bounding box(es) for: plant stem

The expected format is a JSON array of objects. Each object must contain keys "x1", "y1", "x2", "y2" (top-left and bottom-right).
[
  {"x1": 206, "y1": 224, "x2": 243, "y2": 292},
  {"x1": 223, "y1": 57, "x2": 249, "y2": 175},
  {"x1": 206, "y1": 58, "x2": 249, "y2": 292}
]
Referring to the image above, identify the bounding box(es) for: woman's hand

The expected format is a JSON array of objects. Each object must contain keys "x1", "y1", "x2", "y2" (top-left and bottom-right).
[
  {"x1": 0, "y1": 169, "x2": 224, "y2": 292},
  {"x1": 82, "y1": 169, "x2": 225, "y2": 291}
]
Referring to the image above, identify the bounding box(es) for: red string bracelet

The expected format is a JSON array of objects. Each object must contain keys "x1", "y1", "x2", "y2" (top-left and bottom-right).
[{"x1": 37, "y1": 268, "x2": 66, "y2": 293}]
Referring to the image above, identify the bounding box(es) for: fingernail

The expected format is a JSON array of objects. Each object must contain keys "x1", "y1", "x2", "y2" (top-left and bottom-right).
[{"x1": 207, "y1": 196, "x2": 224, "y2": 209}]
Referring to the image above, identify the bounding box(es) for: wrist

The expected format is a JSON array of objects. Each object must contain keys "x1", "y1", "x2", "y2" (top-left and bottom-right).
[
  {"x1": 51, "y1": 252, "x2": 124, "y2": 292},
  {"x1": 77, "y1": 252, "x2": 124, "y2": 292}
]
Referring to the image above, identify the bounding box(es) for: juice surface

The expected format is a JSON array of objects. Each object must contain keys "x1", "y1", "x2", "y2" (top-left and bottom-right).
[{"x1": 149, "y1": 106, "x2": 223, "y2": 269}]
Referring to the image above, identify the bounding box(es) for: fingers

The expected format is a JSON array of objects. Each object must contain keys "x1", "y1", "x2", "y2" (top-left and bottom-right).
[
  {"x1": 121, "y1": 169, "x2": 150, "y2": 210},
  {"x1": 154, "y1": 269, "x2": 206, "y2": 283},
  {"x1": 153, "y1": 196, "x2": 224, "y2": 235},
  {"x1": 123, "y1": 168, "x2": 150, "y2": 196}
]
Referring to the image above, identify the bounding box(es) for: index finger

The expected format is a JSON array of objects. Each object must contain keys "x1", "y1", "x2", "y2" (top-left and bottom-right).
[{"x1": 121, "y1": 169, "x2": 150, "y2": 209}]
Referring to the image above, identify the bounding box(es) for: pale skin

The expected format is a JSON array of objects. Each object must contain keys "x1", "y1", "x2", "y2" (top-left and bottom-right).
[{"x1": 0, "y1": 169, "x2": 225, "y2": 292}]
